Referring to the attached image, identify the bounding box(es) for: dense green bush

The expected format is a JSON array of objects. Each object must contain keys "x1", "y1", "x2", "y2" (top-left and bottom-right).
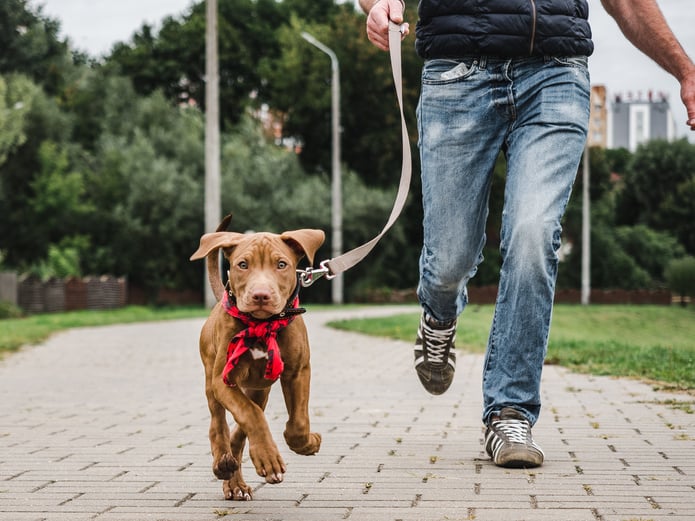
[
  {"x1": 0, "y1": 301, "x2": 23, "y2": 319},
  {"x1": 665, "y1": 256, "x2": 695, "y2": 306}
]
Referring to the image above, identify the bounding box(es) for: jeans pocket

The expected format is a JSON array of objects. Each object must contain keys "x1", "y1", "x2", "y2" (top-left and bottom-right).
[{"x1": 422, "y1": 59, "x2": 477, "y2": 85}]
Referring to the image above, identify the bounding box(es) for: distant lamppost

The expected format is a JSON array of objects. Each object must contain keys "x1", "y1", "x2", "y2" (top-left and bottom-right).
[
  {"x1": 205, "y1": 0, "x2": 221, "y2": 308},
  {"x1": 301, "y1": 31, "x2": 343, "y2": 305},
  {"x1": 581, "y1": 145, "x2": 591, "y2": 305}
]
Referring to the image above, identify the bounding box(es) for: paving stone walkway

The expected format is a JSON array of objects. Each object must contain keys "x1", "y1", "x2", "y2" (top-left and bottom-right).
[{"x1": 1, "y1": 305, "x2": 693, "y2": 521}]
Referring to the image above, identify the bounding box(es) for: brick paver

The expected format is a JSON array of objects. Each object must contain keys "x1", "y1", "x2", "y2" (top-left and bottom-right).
[{"x1": 1, "y1": 305, "x2": 693, "y2": 521}]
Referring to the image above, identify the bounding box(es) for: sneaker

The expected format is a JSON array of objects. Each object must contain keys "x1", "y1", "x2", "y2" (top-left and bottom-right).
[
  {"x1": 413, "y1": 312, "x2": 457, "y2": 395},
  {"x1": 484, "y1": 407, "x2": 545, "y2": 468}
]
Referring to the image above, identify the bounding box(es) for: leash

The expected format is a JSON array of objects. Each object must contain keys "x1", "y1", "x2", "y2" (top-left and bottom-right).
[{"x1": 298, "y1": 21, "x2": 411, "y2": 288}]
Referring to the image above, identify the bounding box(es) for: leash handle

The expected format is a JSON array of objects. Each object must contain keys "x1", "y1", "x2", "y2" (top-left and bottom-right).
[{"x1": 320, "y1": 22, "x2": 411, "y2": 278}]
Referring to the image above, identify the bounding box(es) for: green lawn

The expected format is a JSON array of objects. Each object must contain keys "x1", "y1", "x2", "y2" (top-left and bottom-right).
[
  {"x1": 0, "y1": 306, "x2": 210, "y2": 355},
  {"x1": 328, "y1": 305, "x2": 695, "y2": 392}
]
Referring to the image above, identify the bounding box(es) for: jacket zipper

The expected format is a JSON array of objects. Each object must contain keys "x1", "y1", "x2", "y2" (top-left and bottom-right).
[{"x1": 528, "y1": 0, "x2": 537, "y2": 55}]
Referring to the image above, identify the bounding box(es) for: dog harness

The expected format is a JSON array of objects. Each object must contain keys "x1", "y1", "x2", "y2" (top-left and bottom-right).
[{"x1": 221, "y1": 291, "x2": 303, "y2": 386}]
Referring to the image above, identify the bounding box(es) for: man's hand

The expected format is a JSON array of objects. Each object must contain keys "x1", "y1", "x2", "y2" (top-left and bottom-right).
[
  {"x1": 682, "y1": 70, "x2": 695, "y2": 130},
  {"x1": 361, "y1": 0, "x2": 409, "y2": 51}
]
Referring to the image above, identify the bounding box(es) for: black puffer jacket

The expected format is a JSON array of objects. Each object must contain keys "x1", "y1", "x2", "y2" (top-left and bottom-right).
[{"x1": 415, "y1": 0, "x2": 594, "y2": 59}]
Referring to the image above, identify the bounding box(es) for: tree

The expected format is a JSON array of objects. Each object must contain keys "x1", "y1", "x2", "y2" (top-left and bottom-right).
[
  {"x1": 558, "y1": 154, "x2": 663, "y2": 291},
  {"x1": 616, "y1": 139, "x2": 695, "y2": 253},
  {"x1": 0, "y1": 74, "x2": 38, "y2": 166},
  {"x1": 104, "y1": 0, "x2": 344, "y2": 125},
  {"x1": 656, "y1": 176, "x2": 695, "y2": 255},
  {"x1": 0, "y1": 0, "x2": 75, "y2": 95},
  {"x1": 0, "y1": 79, "x2": 74, "y2": 267},
  {"x1": 29, "y1": 236, "x2": 88, "y2": 280},
  {"x1": 260, "y1": 8, "x2": 422, "y2": 187},
  {"x1": 665, "y1": 256, "x2": 695, "y2": 307},
  {"x1": 625, "y1": 139, "x2": 694, "y2": 215},
  {"x1": 276, "y1": 0, "x2": 341, "y2": 24},
  {"x1": 106, "y1": 0, "x2": 288, "y2": 127},
  {"x1": 614, "y1": 225, "x2": 685, "y2": 283},
  {"x1": 558, "y1": 220, "x2": 652, "y2": 290},
  {"x1": 85, "y1": 87, "x2": 206, "y2": 297},
  {"x1": 27, "y1": 141, "x2": 94, "y2": 246},
  {"x1": 605, "y1": 147, "x2": 631, "y2": 175}
]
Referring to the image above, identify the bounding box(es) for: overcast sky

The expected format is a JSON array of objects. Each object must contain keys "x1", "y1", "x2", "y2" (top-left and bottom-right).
[{"x1": 33, "y1": 0, "x2": 695, "y2": 142}]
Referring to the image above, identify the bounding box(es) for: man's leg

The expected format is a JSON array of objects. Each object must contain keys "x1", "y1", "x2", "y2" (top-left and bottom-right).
[
  {"x1": 482, "y1": 56, "x2": 590, "y2": 466},
  {"x1": 415, "y1": 57, "x2": 507, "y2": 394}
]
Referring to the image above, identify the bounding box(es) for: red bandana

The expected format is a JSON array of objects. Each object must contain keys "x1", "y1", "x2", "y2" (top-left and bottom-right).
[{"x1": 221, "y1": 292, "x2": 297, "y2": 386}]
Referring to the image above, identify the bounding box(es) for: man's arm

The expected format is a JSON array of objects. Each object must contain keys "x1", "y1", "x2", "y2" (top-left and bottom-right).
[
  {"x1": 360, "y1": 0, "x2": 408, "y2": 51},
  {"x1": 601, "y1": 0, "x2": 695, "y2": 129},
  {"x1": 358, "y1": 0, "x2": 381, "y2": 13}
]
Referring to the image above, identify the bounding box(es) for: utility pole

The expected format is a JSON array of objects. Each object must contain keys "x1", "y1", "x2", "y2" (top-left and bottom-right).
[
  {"x1": 581, "y1": 145, "x2": 591, "y2": 305},
  {"x1": 301, "y1": 32, "x2": 343, "y2": 304},
  {"x1": 204, "y1": 0, "x2": 221, "y2": 308}
]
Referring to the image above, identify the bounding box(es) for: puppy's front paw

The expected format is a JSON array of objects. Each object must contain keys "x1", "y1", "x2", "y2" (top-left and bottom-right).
[
  {"x1": 249, "y1": 442, "x2": 286, "y2": 484},
  {"x1": 213, "y1": 452, "x2": 238, "y2": 480},
  {"x1": 223, "y1": 477, "x2": 253, "y2": 501},
  {"x1": 285, "y1": 431, "x2": 322, "y2": 455}
]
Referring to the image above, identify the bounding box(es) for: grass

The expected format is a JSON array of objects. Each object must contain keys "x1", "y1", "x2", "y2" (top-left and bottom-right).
[
  {"x1": 328, "y1": 305, "x2": 695, "y2": 392},
  {"x1": 0, "y1": 305, "x2": 210, "y2": 356}
]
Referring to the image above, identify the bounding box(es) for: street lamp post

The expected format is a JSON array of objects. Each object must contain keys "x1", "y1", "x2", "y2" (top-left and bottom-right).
[
  {"x1": 581, "y1": 145, "x2": 591, "y2": 305},
  {"x1": 204, "y1": 0, "x2": 221, "y2": 308},
  {"x1": 301, "y1": 32, "x2": 343, "y2": 305}
]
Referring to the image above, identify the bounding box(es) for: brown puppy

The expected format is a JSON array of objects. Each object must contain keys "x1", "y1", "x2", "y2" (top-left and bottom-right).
[{"x1": 190, "y1": 215, "x2": 325, "y2": 500}]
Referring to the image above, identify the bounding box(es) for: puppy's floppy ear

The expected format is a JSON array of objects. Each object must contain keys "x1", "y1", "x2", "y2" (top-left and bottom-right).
[
  {"x1": 190, "y1": 231, "x2": 247, "y2": 261},
  {"x1": 190, "y1": 213, "x2": 237, "y2": 261},
  {"x1": 280, "y1": 229, "x2": 326, "y2": 265}
]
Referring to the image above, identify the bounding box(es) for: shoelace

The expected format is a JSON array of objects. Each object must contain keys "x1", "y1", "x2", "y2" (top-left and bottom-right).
[
  {"x1": 491, "y1": 419, "x2": 530, "y2": 444},
  {"x1": 422, "y1": 322, "x2": 455, "y2": 364}
]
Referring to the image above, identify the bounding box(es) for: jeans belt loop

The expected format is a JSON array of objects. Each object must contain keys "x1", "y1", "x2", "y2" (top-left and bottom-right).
[{"x1": 478, "y1": 55, "x2": 488, "y2": 69}]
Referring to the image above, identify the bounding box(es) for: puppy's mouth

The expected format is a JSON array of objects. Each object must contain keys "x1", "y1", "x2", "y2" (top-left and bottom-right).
[
  {"x1": 245, "y1": 307, "x2": 277, "y2": 320},
  {"x1": 236, "y1": 297, "x2": 285, "y2": 320}
]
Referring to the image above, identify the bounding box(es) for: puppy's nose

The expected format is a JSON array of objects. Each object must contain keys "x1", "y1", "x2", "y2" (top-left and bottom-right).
[{"x1": 251, "y1": 290, "x2": 272, "y2": 304}]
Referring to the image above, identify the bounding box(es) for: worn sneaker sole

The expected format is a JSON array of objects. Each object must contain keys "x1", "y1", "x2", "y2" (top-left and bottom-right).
[
  {"x1": 490, "y1": 443, "x2": 544, "y2": 468},
  {"x1": 414, "y1": 361, "x2": 455, "y2": 395}
]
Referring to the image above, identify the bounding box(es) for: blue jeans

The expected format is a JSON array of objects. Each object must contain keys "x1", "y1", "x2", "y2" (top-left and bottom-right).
[{"x1": 416, "y1": 55, "x2": 590, "y2": 426}]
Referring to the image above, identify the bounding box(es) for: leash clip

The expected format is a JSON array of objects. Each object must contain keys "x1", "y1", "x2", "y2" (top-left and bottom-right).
[{"x1": 297, "y1": 260, "x2": 336, "y2": 287}]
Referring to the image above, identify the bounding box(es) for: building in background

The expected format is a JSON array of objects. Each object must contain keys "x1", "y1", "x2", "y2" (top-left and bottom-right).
[
  {"x1": 609, "y1": 90, "x2": 676, "y2": 151},
  {"x1": 588, "y1": 85, "x2": 677, "y2": 151}
]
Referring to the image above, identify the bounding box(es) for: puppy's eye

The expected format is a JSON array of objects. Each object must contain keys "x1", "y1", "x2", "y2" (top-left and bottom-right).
[
  {"x1": 238, "y1": 261, "x2": 248, "y2": 270},
  {"x1": 277, "y1": 260, "x2": 288, "y2": 269}
]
